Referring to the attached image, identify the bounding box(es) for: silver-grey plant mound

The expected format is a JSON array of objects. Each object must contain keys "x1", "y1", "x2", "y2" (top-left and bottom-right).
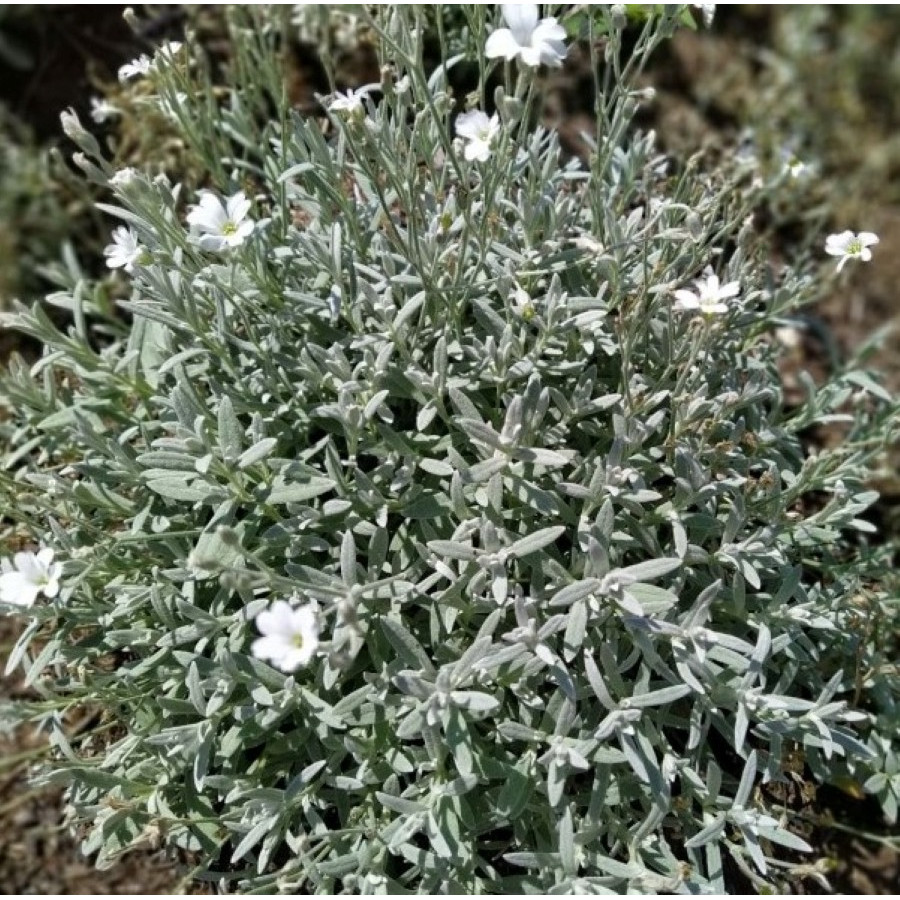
[{"x1": 1, "y1": 5, "x2": 897, "y2": 894}]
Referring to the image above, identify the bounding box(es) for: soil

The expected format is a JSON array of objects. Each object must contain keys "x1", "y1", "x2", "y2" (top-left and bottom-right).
[
  {"x1": 0, "y1": 6, "x2": 184, "y2": 140},
  {"x1": 0, "y1": 618, "x2": 207, "y2": 893},
  {"x1": 1, "y1": 5, "x2": 898, "y2": 895}
]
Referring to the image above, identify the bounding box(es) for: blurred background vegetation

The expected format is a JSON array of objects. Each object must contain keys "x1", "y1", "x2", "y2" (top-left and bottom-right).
[{"x1": 3, "y1": 5, "x2": 899, "y2": 373}]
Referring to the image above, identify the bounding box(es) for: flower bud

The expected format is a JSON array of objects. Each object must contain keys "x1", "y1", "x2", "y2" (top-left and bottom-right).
[
  {"x1": 494, "y1": 85, "x2": 524, "y2": 125},
  {"x1": 60, "y1": 108, "x2": 102, "y2": 160},
  {"x1": 70, "y1": 151, "x2": 109, "y2": 185},
  {"x1": 686, "y1": 211, "x2": 703, "y2": 240},
  {"x1": 122, "y1": 6, "x2": 141, "y2": 32},
  {"x1": 109, "y1": 167, "x2": 142, "y2": 190}
]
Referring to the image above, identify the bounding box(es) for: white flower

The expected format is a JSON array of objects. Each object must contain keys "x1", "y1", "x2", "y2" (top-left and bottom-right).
[
  {"x1": 513, "y1": 286, "x2": 537, "y2": 322},
  {"x1": 110, "y1": 167, "x2": 141, "y2": 188},
  {"x1": 779, "y1": 145, "x2": 811, "y2": 180},
  {"x1": 251, "y1": 599, "x2": 319, "y2": 672},
  {"x1": 782, "y1": 155, "x2": 808, "y2": 179},
  {"x1": 328, "y1": 88, "x2": 372, "y2": 117},
  {"x1": 455, "y1": 110, "x2": 501, "y2": 162},
  {"x1": 824, "y1": 230, "x2": 879, "y2": 273},
  {"x1": 572, "y1": 235, "x2": 604, "y2": 254},
  {"x1": 90, "y1": 97, "x2": 120, "y2": 124},
  {"x1": 155, "y1": 40, "x2": 183, "y2": 62},
  {"x1": 118, "y1": 54, "x2": 152, "y2": 82},
  {"x1": 119, "y1": 41, "x2": 182, "y2": 84},
  {"x1": 485, "y1": 4, "x2": 568, "y2": 69},
  {"x1": 0, "y1": 548, "x2": 62, "y2": 609},
  {"x1": 673, "y1": 269, "x2": 740, "y2": 315},
  {"x1": 186, "y1": 191, "x2": 255, "y2": 252},
  {"x1": 118, "y1": 42, "x2": 182, "y2": 83},
  {"x1": 104, "y1": 226, "x2": 146, "y2": 274}
]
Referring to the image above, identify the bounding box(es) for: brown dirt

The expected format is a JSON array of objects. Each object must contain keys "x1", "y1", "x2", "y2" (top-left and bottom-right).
[
  {"x1": 0, "y1": 617, "x2": 205, "y2": 893},
  {"x1": 0, "y1": 6, "x2": 182, "y2": 140}
]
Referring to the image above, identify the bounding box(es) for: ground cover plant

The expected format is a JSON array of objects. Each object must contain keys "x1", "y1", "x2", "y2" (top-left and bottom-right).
[{"x1": 1, "y1": 4, "x2": 898, "y2": 894}]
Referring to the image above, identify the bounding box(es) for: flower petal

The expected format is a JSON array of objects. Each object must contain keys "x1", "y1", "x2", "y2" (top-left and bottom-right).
[
  {"x1": 533, "y1": 17, "x2": 567, "y2": 43},
  {"x1": 533, "y1": 19, "x2": 568, "y2": 66},
  {"x1": 13, "y1": 551, "x2": 35, "y2": 573},
  {"x1": 858, "y1": 232, "x2": 879, "y2": 247},
  {"x1": 226, "y1": 192, "x2": 251, "y2": 223},
  {"x1": 294, "y1": 642, "x2": 317, "y2": 667},
  {"x1": 673, "y1": 290, "x2": 699, "y2": 308},
  {"x1": 197, "y1": 234, "x2": 228, "y2": 252},
  {"x1": 0, "y1": 572, "x2": 39, "y2": 607},
  {"x1": 464, "y1": 141, "x2": 489, "y2": 162},
  {"x1": 537, "y1": 40, "x2": 568, "y2": 67},
  {"x1": 36, "y1": 548, "x2": 55, "y2": 568},
  {"x1": 187, "y1": 193, "x2": 226, "y2": 231},
  {"x1": 271, "y1": 600, "x2": 300, "y2": 632},
  {"x1": 825, "y1": 231, "x2": 853, "y2": 251},
  {"x1": 518, "y1": 44, "x2": 544, "y2": 67},
  {"x1": 485, "y1": 28, "x2": 521, "y2": 60},
  {"x1": 292, "y1": 606, "x2": 319, "y2": 636},
  {"x1": 455, "y1": 110, "x2": 489, "y2": 140},
  {"x1": 502, "y1": 4, "x2": 539, "y2": 43},
  {"x1": 256, "y1": 601, "x2": 294, "y2": 637},
  {"x1": 274, "y1": 647, "x2": 310, "y2": 672},
  {"x1": 251, "y1": 634, "x2": 289, "y2": 662}
]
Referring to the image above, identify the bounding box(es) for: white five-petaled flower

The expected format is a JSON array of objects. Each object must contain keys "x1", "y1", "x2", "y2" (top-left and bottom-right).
[
  {"x1": 0, "y1": 549, "x2": 62, "y2": 609},
  {"x1": 824, "y1": 230, "x2": 879, "y2": 273},
  {"x1": 110, "y1": 167, "x2": 141, "y2": 188},
  {"x1": 455, "y1": 110, "x2": 501, "y2": 162},
  {"x1": 485, "y1": 4, "x2": 568, "y2": 69},
  {"x1": 513, "y1": 286, "x2": 537, "y2": 322},
  {"x1": 781, "y1": 148, "x2": 809, "y2": 180},
  {"x1": 328, "y1": 88, "x2": 372, "y2": 117},
  {"x1": 90, "y1": 97, "x2": 120, "y2": 124},
  {"x1": 118, "y1": 54, "x2": 152, "y2": 82},
  {"x1": 251, "y1": 599, "x2": 319, "y2": 672},
  {"x1": 186, "y1": 191, "x2": 255, "y2": 252},
  {"x1": 673, "y1": 269, "x2": 740, "y2": 316},
  {"x1": 104, "y1": 226, "x2": 146, "y2": 274},
  {"x1": 155, "y1": 40, "x2": 183, "y2": 61},
  {"x1": 118, "y1": 42, "x2": 182, "y2": 83}
]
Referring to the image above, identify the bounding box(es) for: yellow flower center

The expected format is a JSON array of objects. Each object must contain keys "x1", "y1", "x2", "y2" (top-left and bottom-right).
[
  {"x1": 291, "y1": 633, "x2": 305, "y2": 649},
  {"x1": 222, "y1": 221, "x2": 238, "y2": 236}
]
